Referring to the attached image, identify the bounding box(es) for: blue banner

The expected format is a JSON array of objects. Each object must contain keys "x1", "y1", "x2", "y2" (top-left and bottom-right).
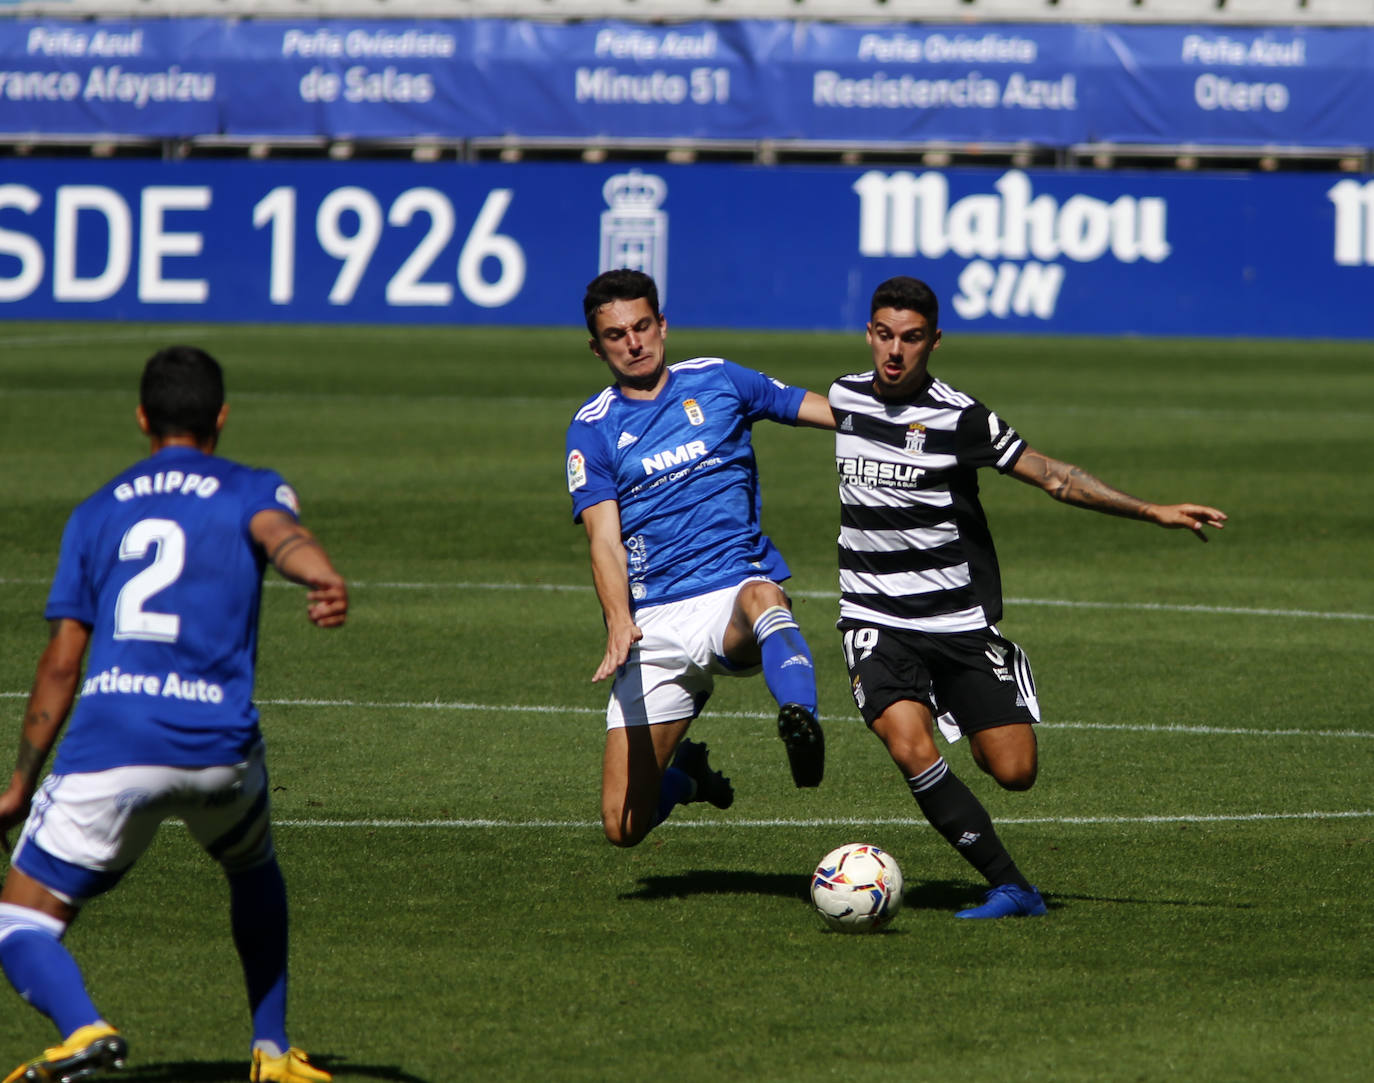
[
  {"x1": 1086, "y1": 25, "x2": 1374, "y2": 147},
  {"x1": 1, "y1": 18, "x2": 1372, "y2": 148},
  {"x1": 0, "y1": 159, "x2": 1368, "y2": 337},
  {"x1": 776, "y1": 23, "x2": 1089, "y2": 145}
]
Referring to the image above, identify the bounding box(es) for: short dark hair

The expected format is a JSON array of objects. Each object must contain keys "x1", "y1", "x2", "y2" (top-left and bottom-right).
[
  {"x1": 870, "y1": 276, "x2": 940, "y2": 330},
  {"x1": 140, "y1": 346, "x2": 224, "y2": 441},
  {"x1": 583, "y1": 269, "x2": 661, "y2": 336}
]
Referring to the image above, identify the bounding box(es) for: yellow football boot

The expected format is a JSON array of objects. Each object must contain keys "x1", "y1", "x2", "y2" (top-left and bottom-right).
[
  {"x1": 249, "y1": 1047, "x2": 331, "y2": 1083},
  {"x1": 4, "y1": 1023, "x2": 127, "y2": 1083}
]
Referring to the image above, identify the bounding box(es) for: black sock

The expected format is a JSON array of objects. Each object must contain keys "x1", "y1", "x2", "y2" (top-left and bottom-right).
[{"x1": 907, "y1": 758, "x2": 1032, "y2": 891}]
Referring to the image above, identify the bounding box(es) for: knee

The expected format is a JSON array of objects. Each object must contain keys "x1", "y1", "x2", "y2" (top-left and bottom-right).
[
  {"x1": 603, "y1": 826, "x2": 647, "y2": 849},
  {"x1": 738, "y1": 579, "x2": 788, "y2": 616},
  {"x1": 984, "y1": 759, "x2": 1037, "y2": 792},
  {"x1": 602, "y1": 812, "x2": 649, "y2": 849},
  {"x1": 969, "y1": 725, "x2": 1037, "y2": 791},
  {"x1": 997, "y1": 770, "x2": 1037, "y2": 792}
]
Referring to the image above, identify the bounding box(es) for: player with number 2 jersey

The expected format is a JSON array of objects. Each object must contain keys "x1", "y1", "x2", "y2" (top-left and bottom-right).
[
  {"x1": 1, "y1": 346, "x2": 346, "y2": 1083},
  {"x1": 44, "y1": 448, "x2": 297, "y2": 774}
]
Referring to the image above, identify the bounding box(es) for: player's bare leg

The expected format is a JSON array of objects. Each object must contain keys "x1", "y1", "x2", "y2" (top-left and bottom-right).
[
  {"x1": 1, "y1": 867, "x2": 79, "y2": 922},
  {"x1": 969, "y1": 723, "x2": 1038, "y2": 791},
  {"x1": 869, "y1": 699, "x2": 941, "y2": 777},
  {"x1": 722, "y1": 579, "x2": 789, "y2": 664},
  {"x1": 600, "y1": 717, "x2": 692, "y2": 847}
]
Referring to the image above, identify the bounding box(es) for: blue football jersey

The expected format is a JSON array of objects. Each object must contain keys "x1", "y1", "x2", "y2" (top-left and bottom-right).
[
  {"x1": 565, "y1": 357, "x2": 807, "y2": 608},
  {"x1": 44, "y1": 445, "x2": 300, "y2": 772}
]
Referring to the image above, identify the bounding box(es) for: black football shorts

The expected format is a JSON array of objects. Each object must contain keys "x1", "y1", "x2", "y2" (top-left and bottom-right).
[{"x1": 838, "y1": 620, "x2": 1040, "y2": 736}]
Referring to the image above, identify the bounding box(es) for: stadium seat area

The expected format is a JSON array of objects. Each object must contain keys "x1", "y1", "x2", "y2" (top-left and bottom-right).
[{"x1": 3, "y1": 0, "x2": 1373, "y2": 25}]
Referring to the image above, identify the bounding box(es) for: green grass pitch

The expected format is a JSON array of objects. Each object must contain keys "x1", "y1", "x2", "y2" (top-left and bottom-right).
[{"x1": 1, "y1": 322, "x2": 1371, "y2": 1082}]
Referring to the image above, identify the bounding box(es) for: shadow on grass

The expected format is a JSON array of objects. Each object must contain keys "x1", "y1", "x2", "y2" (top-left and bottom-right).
[
  {"x1": 621, "y1": 869, "x2": 805, "y2": 901},
  {"x1": 618, "y1": 871, "x2": 1198, "y2": 915},
  {"x1": 620, "y1": 870, "x2": 992, "y2": 912},
  {"x1": 1048, "y1": 891, "x2": 1253, "y2": 910},
  {"x1": 117, "y1": 1056, "x2": 430, "y2": 1082}
]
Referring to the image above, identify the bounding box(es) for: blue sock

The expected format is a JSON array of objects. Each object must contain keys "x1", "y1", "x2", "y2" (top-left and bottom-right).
[
  {"x1": 0, "y1": 904, "x2": 102, "y2": 1038},
  {"x1": 753, "y1": 606, "x2": 818, "y2": 715},
  {"x1": 228, "y1": 860, "x2": 290, "y2": 1053},
  {"x1": 654, "y1": 766, "x2": 695, "y2": 827}
]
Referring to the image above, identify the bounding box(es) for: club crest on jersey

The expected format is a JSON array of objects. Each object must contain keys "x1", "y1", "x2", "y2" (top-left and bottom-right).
[
  {"x1": 904, "y1": 422, "x2": 927, "y2": 454},
  {"x1": 567, "y1": 449, "x2": 587, "y2": 492},
  {"x1": 682, "y1": 398, "x2": 705, "y2": 426}
]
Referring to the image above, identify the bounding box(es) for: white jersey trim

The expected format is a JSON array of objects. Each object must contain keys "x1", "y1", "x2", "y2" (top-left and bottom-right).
[
  {"x1": 996, "y1": 437, "x2": 1026, "y2": 470},
  {"x1": 669, "y1": 357, "x2": 726, "y2": 373},
  {"x1": 927, "y1": 378, "x2": 975, "y2": 408},
  {"x1": 574, "y1": 387, "x2": 617, "y2": 425}
]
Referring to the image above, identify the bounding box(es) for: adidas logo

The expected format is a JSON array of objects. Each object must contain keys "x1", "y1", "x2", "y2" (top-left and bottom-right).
[
  {"x1": 780, "y1": 654, "x2": 813, "y2": 669},
  {"x1": 955, "y1": 831, "x2": 981, "y2": 848},
  {"x1": 839, "y1": 416, "x2": 854, "y2": 432},
  {"x1": 616, "y1": 431, "x2": 638, "y2": 449}
]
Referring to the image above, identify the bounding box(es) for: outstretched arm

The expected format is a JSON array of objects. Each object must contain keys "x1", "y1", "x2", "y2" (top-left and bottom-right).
[
  {"x1": 794, "y1": 390, "x2": 836, "y2": 430},
  {"x1": 0, "y1": 618, "x2": 89, "y2": 851},
  {"x1": 250, "y1": 509, "x2": 349, "y2": 627},
  {"x1": 1010, "y1": 447, "x2": 1227, "y2": 542},
  {"x1": 581, "y1": 500, "x2": 643, "y2": 682}
]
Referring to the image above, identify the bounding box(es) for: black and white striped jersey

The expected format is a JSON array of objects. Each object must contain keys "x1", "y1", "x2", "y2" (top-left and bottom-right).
[{"x1": 830, "y1": 371, "x2": 1026, "y2": 634}]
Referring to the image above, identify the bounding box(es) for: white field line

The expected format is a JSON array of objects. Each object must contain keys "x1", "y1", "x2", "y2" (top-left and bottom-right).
[
  {"x1": 2, "y1": 576, "x2": 1371, "y2": 622},
  {"x1": 1, "y1": 691, "x2": 1371, "y2": 743},
  {"x1": 271, "y1": 810, "x2": 1374, "y2": 830},
  {"x1": 287, "y1": 580, "x2": 1374, "y2": 622},
  {"x1": 0, "y1": 688, "x2": 1364, "y2": 830}
]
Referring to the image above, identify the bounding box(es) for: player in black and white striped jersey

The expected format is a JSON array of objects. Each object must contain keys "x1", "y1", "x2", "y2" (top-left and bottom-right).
[{"x1": 829, "y1": 276, "x2": 1227, "y2": 919}]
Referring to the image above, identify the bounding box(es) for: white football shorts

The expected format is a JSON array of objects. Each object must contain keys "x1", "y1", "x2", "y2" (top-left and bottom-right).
[
  {"x1": 606, "y1": 578, "x2": 770, "y2": 729},
  {"x1": 12, "y1": 743, "x2": 275, "y2": 904}
]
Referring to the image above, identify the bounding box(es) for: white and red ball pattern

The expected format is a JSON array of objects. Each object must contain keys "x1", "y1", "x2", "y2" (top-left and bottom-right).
[{"x1": 810, "y1": 843, "x2": 904, "y2": 932}]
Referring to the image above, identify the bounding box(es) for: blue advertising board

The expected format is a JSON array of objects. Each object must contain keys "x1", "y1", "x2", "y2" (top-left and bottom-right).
[
  {"x1": 0, "y1": 18, "x2": 1371, "y2": 148},
  {"x1": 0, "y1": 159, "x2": 1368, "y2": 337}
]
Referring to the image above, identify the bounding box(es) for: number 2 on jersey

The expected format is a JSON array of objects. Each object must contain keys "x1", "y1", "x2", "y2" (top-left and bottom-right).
[{"x1": 114, "y1": 518, "x2": 186, "y2": 643}]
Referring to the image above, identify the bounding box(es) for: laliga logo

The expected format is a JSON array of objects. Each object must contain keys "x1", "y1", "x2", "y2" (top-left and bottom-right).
[{"x1": 853, "y1": 169, "x2": 1172, "y2": 321}]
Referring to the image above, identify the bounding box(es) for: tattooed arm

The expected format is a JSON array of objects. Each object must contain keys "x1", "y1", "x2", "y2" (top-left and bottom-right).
[
  {"x1": 1010, "y1": 447, "x2": 1227, "y2": 542},
  {"x1": 0, "y1": 618, "x2": 89, "y2": 850},
  {"x1": 250, "y1": 509, "x2": 349, "y2": 628}
]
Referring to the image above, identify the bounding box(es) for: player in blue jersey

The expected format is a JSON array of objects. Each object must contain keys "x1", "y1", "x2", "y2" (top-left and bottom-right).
[
  {"x1": 567, "y1": 269, "x2": 835, "y2": 848},
  {"x1": 0, "y1": 347, "x2": 346, "y2": 1083}
]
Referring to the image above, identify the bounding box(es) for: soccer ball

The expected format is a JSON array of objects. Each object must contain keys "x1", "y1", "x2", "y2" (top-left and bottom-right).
[{"x1": 810, "y1": 843, "x2": 904, "y2": 932}]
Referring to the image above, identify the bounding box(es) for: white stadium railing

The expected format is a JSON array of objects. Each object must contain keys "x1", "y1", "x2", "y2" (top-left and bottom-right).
[{"x1": 1, "y1": 0, "x2": 1371, "y2": 25}]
